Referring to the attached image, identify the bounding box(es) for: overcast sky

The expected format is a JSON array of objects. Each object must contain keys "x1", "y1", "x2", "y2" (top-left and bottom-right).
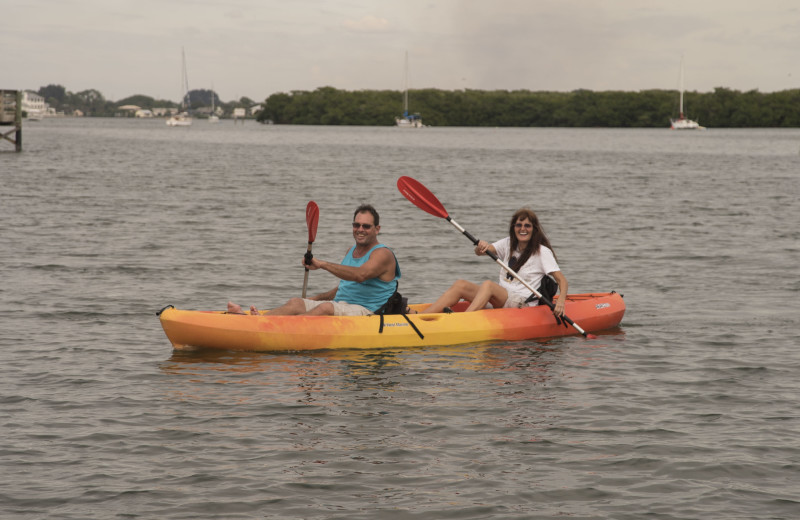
[{"x1": 3, "y1": 0, "x2": 799, "y2": 103}]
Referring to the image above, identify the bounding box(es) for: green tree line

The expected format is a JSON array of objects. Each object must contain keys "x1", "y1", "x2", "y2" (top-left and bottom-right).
[
  {"x1": 257, "y1": 86, "x2": 800, "y2": 127},
  {"x1": 32, "y1": 83, "x2": 800, "y2": 126}
]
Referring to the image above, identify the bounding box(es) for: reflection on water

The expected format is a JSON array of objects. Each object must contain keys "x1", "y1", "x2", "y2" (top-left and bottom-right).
[
  {"x1": 161, "y1": 326, "x2": 626, "y2": 384},
  {"x1": 155, "y1": 336, "x2": 621, "y2": 413},
  {"x1": 162, "y1": 341, "x2": 551, "y2": 375}
]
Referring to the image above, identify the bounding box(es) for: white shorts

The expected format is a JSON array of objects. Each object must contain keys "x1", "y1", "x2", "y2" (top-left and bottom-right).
[
  {"x1": 302, "y1": 299, "x2": 372, "y2": 316},
  {"x1": 503, "y1": 294, "x2": 539, "y2": 309}
]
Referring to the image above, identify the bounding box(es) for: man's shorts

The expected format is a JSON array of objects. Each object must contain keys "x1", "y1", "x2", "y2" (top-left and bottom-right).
[{"x1": 302, "y1": 299, "x2": 372, "y2": 316}]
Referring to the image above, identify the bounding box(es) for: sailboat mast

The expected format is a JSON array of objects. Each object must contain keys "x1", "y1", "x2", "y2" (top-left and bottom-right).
[
  {"x1": 181, "y1": 47, "x2": 190, "y2": 110},
  {"x1": 678, "y1": 55, "x2": 685, "y2": 118},
  {"x1": 403, "y1": 51, "x2": 409, "y2": 117}
]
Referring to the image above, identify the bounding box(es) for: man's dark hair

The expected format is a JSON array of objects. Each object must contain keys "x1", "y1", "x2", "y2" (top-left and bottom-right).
[{"x1": 354, "y1": 204, "x2": 380, "y2": 226}]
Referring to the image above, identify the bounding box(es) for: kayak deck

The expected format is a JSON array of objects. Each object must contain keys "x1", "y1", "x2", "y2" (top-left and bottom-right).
[{"x1": 158, "y1": 292, "x2": 625, "y2": 352}]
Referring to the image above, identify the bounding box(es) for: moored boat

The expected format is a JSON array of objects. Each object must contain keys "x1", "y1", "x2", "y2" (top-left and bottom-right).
[
  {"x1": 395, "y1": 113, "x2": 423, "y2": 128},
  {"x1": 158, "y1": 292, "x2": 625, "y2": 352},
  {"x1": 167, "y1": 47, "x2": 193, "y2": 127},
  {"x1": 670, "y1": 55, "x2": 705, "y2": 130},
  {"x1": 166, "y1": 112, "x2": 192, "y2": 126},
  {"x1": 395, "y1": 51, "x2": 425, "y2": 128},
  {"x1": 208, "y1": 84, "x2": 219, "y2": 123}
]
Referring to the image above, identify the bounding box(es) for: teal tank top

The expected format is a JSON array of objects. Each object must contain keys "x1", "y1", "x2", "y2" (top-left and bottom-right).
[{"x1": 334, "y1": 244, "x2": 400, "y2": 312}]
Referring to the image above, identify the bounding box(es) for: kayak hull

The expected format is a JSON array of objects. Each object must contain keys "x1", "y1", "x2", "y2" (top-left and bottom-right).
[{"x1": 158, "y1": 292, "x2": 625, "y2": 352}]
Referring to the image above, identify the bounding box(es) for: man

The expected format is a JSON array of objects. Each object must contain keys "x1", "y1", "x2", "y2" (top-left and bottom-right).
[{"x1": 227, "y1": 204, "x2": 400, "y2": 316}]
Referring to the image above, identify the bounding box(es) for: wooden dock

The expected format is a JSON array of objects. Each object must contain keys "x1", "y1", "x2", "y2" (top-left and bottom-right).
[{"x1": 1, "y1": 90, "x2": 23, "y2": 152}]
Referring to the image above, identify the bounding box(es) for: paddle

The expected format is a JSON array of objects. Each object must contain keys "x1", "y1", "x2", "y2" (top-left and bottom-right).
[
  {"x1": 397, "y1": 176, "x2": 597, "y2": 339},
  {"x1": 302, "y1": 201, "x2": 319, "y2": 298}
]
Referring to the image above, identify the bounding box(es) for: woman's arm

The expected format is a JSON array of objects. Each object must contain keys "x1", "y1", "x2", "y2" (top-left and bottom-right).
[
  {"x1": 549, "y1": 270, "x2": 568, "y2": 317},
  {"x1": 474, "y1": 240, "x2": 497, "y2": 257}
]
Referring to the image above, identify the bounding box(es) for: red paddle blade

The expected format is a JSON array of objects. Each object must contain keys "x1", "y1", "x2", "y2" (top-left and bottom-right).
[
  {"x1": 397, "y1": 176, "x2": 449, "y2": 219},
  {"x1": 306, "y1": 201, "x2": 319, "y2": 243}
]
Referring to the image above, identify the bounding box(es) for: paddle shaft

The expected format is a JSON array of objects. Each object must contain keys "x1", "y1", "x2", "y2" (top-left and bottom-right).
[
  {"x1": 302, "y1": 242, "x2": 313, "y2": 298},
  {"x1": 445, "y1": 216, "x2": 594, "y2": 338}
]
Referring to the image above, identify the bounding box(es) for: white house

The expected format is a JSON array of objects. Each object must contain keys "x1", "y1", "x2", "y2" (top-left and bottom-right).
[{"x1": 22, "y1": 91, "x2": 48, "y2": 118}]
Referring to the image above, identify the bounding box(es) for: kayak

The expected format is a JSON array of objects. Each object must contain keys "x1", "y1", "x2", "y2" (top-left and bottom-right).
[{"x1": 157, "y1": 292, "x2": 625, "y2": 352}]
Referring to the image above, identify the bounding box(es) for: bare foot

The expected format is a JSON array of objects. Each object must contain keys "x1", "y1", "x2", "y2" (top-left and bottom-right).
[
  {"x1": 227, "y1": 301, "x2": 245, "y2": 314},
  {"x1": 249, "y1": 305, "x2": 260, "y2": 315}
]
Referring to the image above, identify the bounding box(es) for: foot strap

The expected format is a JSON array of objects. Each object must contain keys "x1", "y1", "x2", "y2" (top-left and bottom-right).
[{"x1": 378, "y1": 312, "x2": 424, "y2": 340}]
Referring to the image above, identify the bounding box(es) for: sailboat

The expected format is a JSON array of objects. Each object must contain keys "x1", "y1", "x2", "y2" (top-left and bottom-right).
[
  {"x1": 395, "y1": 51, "x2": 424, "y2": 128},
  {"x1": 670, "y1": 55, "x2": 704, "y2": 130},
  {"x1": 208, "y1": 87, "x2": 219, "y2": 123},
  {"x1": 167, "y1": 48, "x2": 192, "y2": 127}
]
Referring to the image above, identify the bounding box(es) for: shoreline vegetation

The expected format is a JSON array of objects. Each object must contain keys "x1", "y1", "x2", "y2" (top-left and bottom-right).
[{"x1": 32, "y1": 84, "x2": 800, "y2": 127}]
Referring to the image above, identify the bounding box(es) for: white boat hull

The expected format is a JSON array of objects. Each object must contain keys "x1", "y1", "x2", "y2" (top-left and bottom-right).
[
  {"x1": 670, "y1": 117, "x2": 704, "y2": 130},
  {"x1": 167, "y1": 114, "x2": 192, "y2": 127},
  {"x1": 395, "y1": 117, "x2": 424, "y2": 128}
]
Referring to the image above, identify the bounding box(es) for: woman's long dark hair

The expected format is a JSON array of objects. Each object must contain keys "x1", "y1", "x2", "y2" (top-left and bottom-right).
[{"x1": 507, "y1": 208, "x2": 555, "y2": 273}]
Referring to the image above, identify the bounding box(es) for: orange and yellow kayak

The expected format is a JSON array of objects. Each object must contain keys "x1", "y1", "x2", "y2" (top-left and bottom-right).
[{"x1": 157, "y1": 292, "x2": 624, "y2": 352}]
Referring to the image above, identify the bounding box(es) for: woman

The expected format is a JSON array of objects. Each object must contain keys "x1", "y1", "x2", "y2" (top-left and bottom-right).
[{"x1": 421, "y1": 208, "x2": 568, "y2": 316}]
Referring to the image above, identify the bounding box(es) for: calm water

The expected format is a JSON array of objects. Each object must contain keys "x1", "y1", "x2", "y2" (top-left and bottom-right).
[{"x1": 2, "y1": 119, "x2": 799, "y2": 519}]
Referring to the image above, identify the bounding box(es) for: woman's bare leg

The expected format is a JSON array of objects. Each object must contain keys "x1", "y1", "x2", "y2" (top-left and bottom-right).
[
  {"x1": 422, "y1": 280, "x2": 480, "y2": 313},
  {"x1": 465, "y1": 280, "x2": 508, "y2": 312}
]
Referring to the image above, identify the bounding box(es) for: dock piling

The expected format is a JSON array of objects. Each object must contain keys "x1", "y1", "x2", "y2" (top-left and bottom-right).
[{"x1": 1, "y1": 90, "x2": 23, "y2": 152}]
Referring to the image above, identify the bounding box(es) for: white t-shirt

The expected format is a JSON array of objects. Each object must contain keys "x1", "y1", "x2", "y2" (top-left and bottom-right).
[{"x1": 492, "y1": 237, "x2": 560, "y2": 307}]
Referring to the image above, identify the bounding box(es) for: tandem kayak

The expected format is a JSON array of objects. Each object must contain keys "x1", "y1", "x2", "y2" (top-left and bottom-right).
[{"x1": 157, "y1": 292, "x2": 624, "y2": 352}]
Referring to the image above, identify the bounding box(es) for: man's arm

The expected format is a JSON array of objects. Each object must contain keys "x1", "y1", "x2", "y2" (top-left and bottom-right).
[{"x1": 306, "y1": 248, "x2": 396, "y2": 283}]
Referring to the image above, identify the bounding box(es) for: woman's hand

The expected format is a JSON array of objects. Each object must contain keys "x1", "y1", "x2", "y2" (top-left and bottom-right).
[
  {"x1": 474, "y1": 240, "x2": 490, "y2": 255},
  {"x1": 550, "y1": 271, "x2": 568, "y2": 318},
  {"x1": 553, "y1": 296, "x2": 566, "y2": 317}
]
